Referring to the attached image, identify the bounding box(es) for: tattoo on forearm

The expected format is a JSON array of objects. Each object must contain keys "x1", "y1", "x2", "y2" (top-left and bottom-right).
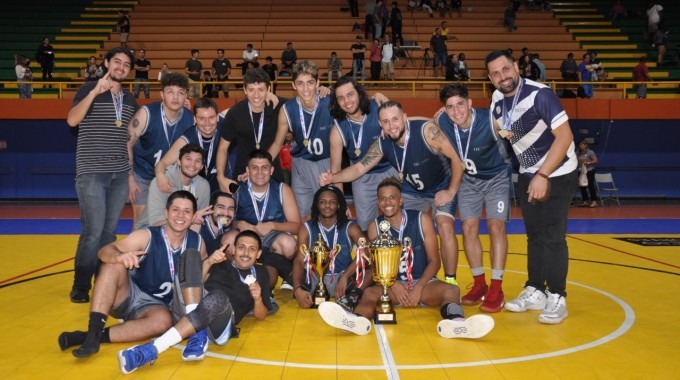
[{"x1": 360, "y1": 141, "x2": 381, "y2": 167}]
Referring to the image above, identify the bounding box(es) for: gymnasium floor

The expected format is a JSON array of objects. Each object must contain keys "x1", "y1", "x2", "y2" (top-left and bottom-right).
[{"x1": 0, "y1": 202, "x2": 678, "y2": 379}]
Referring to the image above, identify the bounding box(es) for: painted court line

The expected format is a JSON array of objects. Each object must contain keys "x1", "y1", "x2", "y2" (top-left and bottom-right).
[{"x1": 375, "y1": 324, "x2": 400, "y2": 380}]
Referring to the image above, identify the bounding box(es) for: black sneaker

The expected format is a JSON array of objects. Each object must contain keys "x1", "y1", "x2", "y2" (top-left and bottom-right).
[{"x1": 70, "y1": 289, "x2": 89, "y2": 303}]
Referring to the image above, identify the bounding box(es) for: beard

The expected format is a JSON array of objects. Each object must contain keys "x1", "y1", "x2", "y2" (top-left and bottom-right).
[
  {"x1": 497, "y1": 75, "x2": 519, "y2": 95},
  {"x1": 388, "y1": 127, "x2": 405, "y2": 142}
]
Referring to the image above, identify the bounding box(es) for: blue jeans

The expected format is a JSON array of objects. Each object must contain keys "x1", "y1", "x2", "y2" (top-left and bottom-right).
[
  {"x1": 518, "y1": 169, "x2": 577, "y2": 297},
  {"x1": 72, "y1": 171, "x2": 129, "y2": 292},
  {"x1": 133, "y1": 78, "x2": 150, "y2": 98},
  {"x1": 352, "y1": 58, "x2": 365, "y2": 81}
]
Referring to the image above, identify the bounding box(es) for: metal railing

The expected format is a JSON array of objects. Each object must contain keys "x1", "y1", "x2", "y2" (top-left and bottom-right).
[{"x1": 1, "y1": 79, "x2": 677, "y2": 99}]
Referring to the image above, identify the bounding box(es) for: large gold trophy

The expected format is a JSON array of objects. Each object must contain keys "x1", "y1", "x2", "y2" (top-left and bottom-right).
[
  {"x1": 299, "y1": 233, "x2": 341, "y2": 308},
  {"x1": 368, "y1": 220, "x2": 403, "y2": 324}
]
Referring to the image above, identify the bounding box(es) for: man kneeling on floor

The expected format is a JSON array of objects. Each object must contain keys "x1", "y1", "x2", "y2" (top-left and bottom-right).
[
  {"x1": 318, "y1": 177, "x2": 495, "y2": 339},
  {"x1": 117, "y1": 230, "x2": 273, "y2": 374}
]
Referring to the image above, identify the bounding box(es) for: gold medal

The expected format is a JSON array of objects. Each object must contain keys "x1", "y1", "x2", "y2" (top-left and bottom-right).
[
  {"x1": 115, "y1": 119, "x2": 122, "y2": 127},
  {"x1": 498, "y1": 129, "x2": 511, "y2": 139},
  {"x1": 461, "y1": 162, "x2": 466, "y2": 170},
  {"x1": 303, "y1": 139, "x2": 309, "y2": 147},
  {"x1": 399, "y1": 172, "x2": 404, "y2": 181},
  {"x1": 354, "y1": 149, "x2": 361, "y2": 156},
  {"x1": 256, "y1": 143, "x2": 260, "y2": 149}
]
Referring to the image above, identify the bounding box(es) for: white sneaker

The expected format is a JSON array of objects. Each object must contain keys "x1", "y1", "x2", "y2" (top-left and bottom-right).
[
  {"x1": 538, "y1": 291, "x2": 568, "y2": 324},
  {"x1": 279, "y1": 281, "x2": 294, "y2": 291},
  {"x1": 318, "y1": 302, "x2": 372, "y2": 336},
  {"x1": 504, "y1": 286, "x2": 547, "y2": 312},
  {"x1": 437, "y1": 314, "x2": 495, "y2": 339}
]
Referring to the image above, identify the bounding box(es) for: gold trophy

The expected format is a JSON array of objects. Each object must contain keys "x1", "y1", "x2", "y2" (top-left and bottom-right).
[
  {"x1": 368, "y1": 220, "x2": 403, "y2": 324},
  {"x1": 299, "y1": 233, "x2": 341, "y2": 308}
]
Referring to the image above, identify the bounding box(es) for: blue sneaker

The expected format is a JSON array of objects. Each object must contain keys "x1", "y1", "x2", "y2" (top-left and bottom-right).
[
  {"x1": 118, "y1": 342, "x2": 157, "y2": 375},
  {"x1": 182, "y1": 329, "x2": 209, "y2": 361}
]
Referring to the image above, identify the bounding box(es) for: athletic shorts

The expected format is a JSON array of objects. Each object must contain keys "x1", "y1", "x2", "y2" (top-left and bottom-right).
[
  {"x1": 120, "y1": 33, "x2": 129, "y2": 43},
  {"x1": 457, "y1": 169, "x2": 511, "y2": 221},
  {"x1": 401, "y1": 192, "x2": 458, "y2": 221},
  {"x1": 260, "y1": 230, "x2": 293, "y2": 252},
  {"x1": 291, "y1": 156, "x2": 330, "y2": 217},
  {"x1": 132, "y1": 171, "x2": 151, "y2": 206},
  {"x1": 110, "y1": 273, "x2": 168, "y2": 321},
  {"x1": 381, "y1": 61, "x2": 394, "y2": 74}
]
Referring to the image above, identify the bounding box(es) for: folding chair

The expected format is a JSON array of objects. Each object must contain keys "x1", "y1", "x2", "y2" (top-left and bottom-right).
[{"x1": 594, "y1": 172, "x2": 620, "y2": 206}]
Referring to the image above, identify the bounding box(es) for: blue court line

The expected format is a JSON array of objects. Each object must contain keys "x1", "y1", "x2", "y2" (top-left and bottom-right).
[{"x1": 0, "y1": 218, "x2": 678, "y2": 235}]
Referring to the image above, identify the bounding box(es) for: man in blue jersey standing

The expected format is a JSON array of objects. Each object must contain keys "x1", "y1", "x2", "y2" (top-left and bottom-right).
[
  {"x1": 486, "y1": 50, "x2": 577, "y2": 324},
  {"x1": 128, "y1": 72, "x2": 195, "y2": 230},
  {"x1": 58, "y1": 191, "x2": 227, "y2": 359},
  {"x1": 436, "y1": 83, "x2": 512, "y2": 313},
  {"x1": 321, "y1": 101, "x2": 465, "y2": 286}
]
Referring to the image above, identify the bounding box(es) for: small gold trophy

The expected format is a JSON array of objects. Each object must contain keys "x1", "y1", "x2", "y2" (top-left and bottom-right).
[
  {"x1": 368, "y1": 220, "x2": 402, "y2": 324},
  {"x1": 300, "y1": 233, "x2": 341, "y2": 308}
]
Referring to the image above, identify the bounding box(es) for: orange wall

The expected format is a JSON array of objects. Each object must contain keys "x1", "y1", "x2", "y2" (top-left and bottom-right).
[{"x1": 1, "y1": 98, "x2": 679, "y2": 120}]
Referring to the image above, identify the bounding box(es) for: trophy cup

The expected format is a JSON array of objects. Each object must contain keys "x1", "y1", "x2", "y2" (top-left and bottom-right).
[
  {"x1": 300, "y1": 233, "x2": 341, "y2": 308},
  {"x1": 368, "y1": 220, "x2": 403, "y2": 324}
]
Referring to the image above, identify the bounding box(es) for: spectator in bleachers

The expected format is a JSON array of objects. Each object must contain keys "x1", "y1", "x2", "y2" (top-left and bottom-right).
[
  {"x1": 577, "y1": 53, "x2": 594, "y2": 98},
  {"x1": 389, "y1": 2, "x2": 404, "y2": 46},
  {"x1": 365, "y1": 0, "x2": 377, "y2": 40},
  {"x1": 381, "y1": 34, "x2": 395, "y2": 82},
  {"x1": 262, "y1": 56, "x2": 279, "y2": 94},
  {"x1": 185, "y1": 49, "x2": 203, "y2": 99},
  {"x1": 133, "y1": 49, "x2": 151, "y2": 99},
  {"x1": 157, "y1": 63, "x2": 171, "y2": 81},
  {"x1": 370, "y1": 38, "x2": 383, "y2": 82},
  {"x1": 450, "y1": 0, "x2": 462, "y2": 16},
  {"x1": 327, "y1": 52, "x2": 344, "y2": 82},
  {"x1": 655, "y1": 22, "x2": 669, "y2": 66},
  {"x1": 241, "y1": 43, "x2": 260, "y2": 76},
  {"x1": 377, "y1": 0, "x2": 389, "y2": 38},
  {"x1": 430, "y1": 27, "x2": 448, "y2": 78},
  {"x1": 519, "y1": 53, "x2": 540, "y2": 81},
  {"x1": 532, "y1": 53, "x2": 546, "y2": 82},
  {"x1": 632, "y1": 56, "x2": 651, "y2": 99},
  {"x1": 457, "y1": 52, "x2": 470, "y2": 80},
  {"x1": 560, "y1": 52, "x2": 579, "y2": 82},
  {"x1": 504, "y1": 4, "x2": 517, "y2": 32},
  {"x1": 211, "y1": 49, "x2": 231, "y2": 98},
  {"x1": 646, "y1": 1, "x2": 663, "y2": 46},
  {"x1": 83, "y1": 56, "x2": 104, "y2": 82},
  {"x1": 280, "y1": 42, "x2": 297, "y2": 77},
  {"x1": 436, "y1": 21, "x2": 457, "y2": 40},
  {"x1": 445, "y1": 53, "x2": 466, "y2": 81},
  {"x1": 609, "y1": 0, "x2": 626, "y2": 20},
  {"x1": 351, "y1": 35, "x2": 367, "y2": 81},
  {"x1": 116, "y1": 10, "x2": 130, "y2": 49},
  {"x1": 421, "y1": 0, "x2": 435, "y2": 17},
  {"x1": 15, "y1": 55, "x2": 32, "y2": 99},
  {"x1": 35, "y1": 37, "x2": 54, "y2": 86},
  {"x1": 202, "y1": 71, "x2": 216, "y2": 98}
]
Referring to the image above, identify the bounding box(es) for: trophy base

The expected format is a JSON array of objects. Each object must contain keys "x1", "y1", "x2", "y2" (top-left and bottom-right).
[
  {"x1": 374, "y1": 311, "x2": 397, "y2": 324},
  {"x1": 311, "y1": 295, "x2": 330, "y2": 309}
]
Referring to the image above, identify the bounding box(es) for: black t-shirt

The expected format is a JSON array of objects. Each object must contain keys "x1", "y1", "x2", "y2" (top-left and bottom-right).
[
  {"x1": 262, "y1": 63, "x2": 278, "y2": 81},
  {"x1": 134, "y1": 59, "x2": 150, "y2": 79},
  {"x1": 185, "y1": 59, "x2": 203, "y2": 81},
  {"x1": 205, "y1": 261, "x2": 272, "y2": 325},
  {"x1": 212, "y1": 58, "x2": 232, "y2": 78},
  {"x1": 351, "y1": 43, "x2": 366, "y2": 59},
  {"x1": 221, "y1": 99, "x2": 287, "y2": 181},
  {"x1": 117, "y1": 16, "x2": 130, "y2": 33}
]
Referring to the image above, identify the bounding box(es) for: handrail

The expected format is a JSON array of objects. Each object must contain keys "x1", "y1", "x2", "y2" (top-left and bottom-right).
[{"x1": 2, "y1": 80, "x2": 677, "y2": 99}]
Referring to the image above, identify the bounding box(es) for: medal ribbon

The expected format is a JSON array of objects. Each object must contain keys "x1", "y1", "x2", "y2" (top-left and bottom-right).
[
  {"x1": 248, "y1": 103, "x2": 264, "y2": 148},
  {"x1": 354, "y1": 242, "x2": 368, "y2": 288},
  {"x1": 318, "y1": 222, "x2": 339, "y2": 279},
  {"x1": 247, "y1": 179, "x2": 269, "y2": 222},
  {"x1": 197, "y1": 128, "x2": 216, "y2": 176},
  {"x1": 111, "y1": 90, "x2": 124, "y2": 124},
  {"x1": 391, "y1": 123, "x2": 411, "y2": 180},
  {"x1": 502, "y1": 79, "x2": 523, "y2": 131},
  {"x1": 160, "y1": 225, "x2": 188, "y2": 282},
  {"x1": 297, "y1": 96, "x2": 319, "y2": 147},
  {"x1": 453, "y1": 109, "x2": 475, "y2": 169},
  {"x1": 160, "y1": 104, "x2": 183, "y2": 148},
  {"x1": 231, "y1": 261, "x2": 257, "y2": 285},
  {"x1": 349, "y1": 116, "x2": 366, "y2": 158}
]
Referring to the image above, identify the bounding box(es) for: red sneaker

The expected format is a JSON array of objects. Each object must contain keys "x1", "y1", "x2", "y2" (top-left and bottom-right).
[
  {"x1": 480, "y1": 288, "x2": 505, "y2": 313},
  {"x1": 461, "y1": 283, "x2": 488, "y2": 305}
]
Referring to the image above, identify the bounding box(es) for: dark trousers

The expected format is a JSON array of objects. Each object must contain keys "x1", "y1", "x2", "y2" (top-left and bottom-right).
[
  {"x1": 349, "y1": 0, "x2": 359, "y2": 17},
  {"x1": 370, "y1": 61, "x2": 381, "y2": 81},
  {"x1": 518, "y1": 169, "x2": 577, "y2": 297},
  {"x1": 391, "y1": 27, "x2": 404, "y2": 46},
  {"x1": 579, "y1": 170, "x2": 599, "y2": 202},
  {"x1": 364, "y1": 15, "x2": 375, "y2": 39}
]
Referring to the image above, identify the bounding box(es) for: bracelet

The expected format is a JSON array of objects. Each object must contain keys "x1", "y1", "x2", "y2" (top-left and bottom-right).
[
  {"x1": 293, "y1": 285, "x2": 303, "y2": 292},
  {"x1": 536, "y1": 172, "x2": 550, "y2": 179}
]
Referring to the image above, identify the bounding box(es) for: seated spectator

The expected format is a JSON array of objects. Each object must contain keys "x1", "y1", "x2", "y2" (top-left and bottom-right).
[
  {"x1": 589, "y1": 51, "x2": 608, "y2": 81},
  {"x1": 327, "y1": 52, "x2": 343, "y2": 82},
  {"x1": 202, "y1": 70, "x2": 216, "y2": 98},
  {"x1": 456, "y1": 52, "x2": 470, "y2": 80},
  {"x1": 157, "y1": 63, "x2": 171, "y2": 81},
  {"x1": 261, "y1": 56, "x2": 278, "y2": 93},
  {"x1": 83, "y1": 56, "x2": 104, "y2": 81},
  {"x1": 241, "y1": 43, "x2": 259, "y2": 76},
  {"x1": 280, "y1": 41, "x2": 297, "y2": 77},
  {"x1": 560, "y1": 52, "x2": 579, "y2": 82},
  {"x1": 519, "y1": 53, "x2": 540, "y2": 81}
]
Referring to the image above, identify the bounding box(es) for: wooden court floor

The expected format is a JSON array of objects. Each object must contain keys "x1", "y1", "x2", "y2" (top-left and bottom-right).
[{"x1": 0, "y1": 203, "x2": 679, "y2": 379}]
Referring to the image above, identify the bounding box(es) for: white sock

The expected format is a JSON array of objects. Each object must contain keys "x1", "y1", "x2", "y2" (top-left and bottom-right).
[
  {"x1": 153, "y1": 327, "x2": 183, "y2": 354},
  {"x1": 185, "y1": 303, "x2": 198, "y2": 314}
]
